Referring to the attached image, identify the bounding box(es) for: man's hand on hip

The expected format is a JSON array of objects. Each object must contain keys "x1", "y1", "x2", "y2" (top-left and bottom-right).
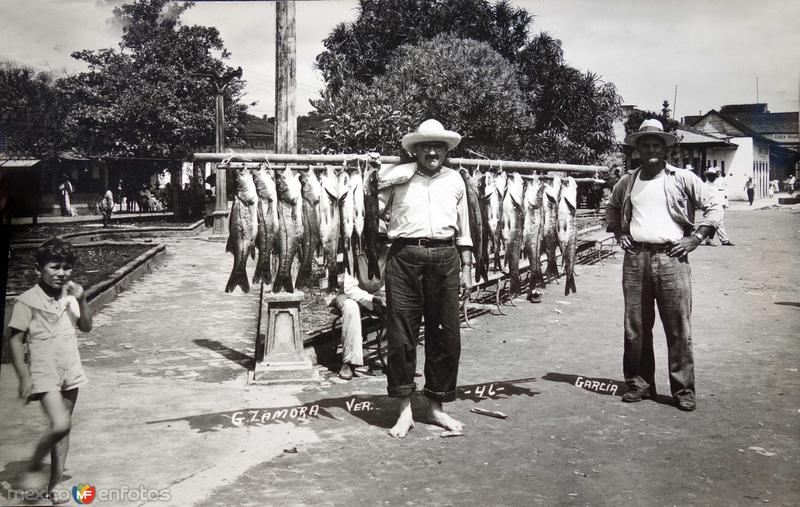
[
  {"x1": 617, "y1": 233, "x2": 633, "y2": 250},
  {"x1": 668, "y1": 236, "x2": 701, "y2": 257}
]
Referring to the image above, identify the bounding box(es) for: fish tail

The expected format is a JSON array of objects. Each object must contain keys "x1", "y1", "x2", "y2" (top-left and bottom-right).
[
  {"x1": 274, "y1": 274, "x2": 294, "y2": 294},
  {"x1": 225, "y1": 266, "x2": 250, "y2": 293},
  {"x1": 565, "y1": 273, "x2": 577, "y2": 295}
]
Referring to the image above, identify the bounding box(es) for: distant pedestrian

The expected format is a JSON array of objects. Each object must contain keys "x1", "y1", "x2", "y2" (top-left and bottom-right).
[
  {"x1": 57, "y1": 176, "x2": 73, "y2": 217},
  {"x1": 8, "y1": 238, "x2": 93, "y2": 503},
  {"x1": 606, "y1": 119, "x2": 722, "y2": 412},
  {"x1": 768, "y1": 180, "x2": 777, "y2": 198},
  {"x1": 787, "y1": 175, "x2": 796, "y2": 195},
  {"x1": 99, "y1": 189, "x2": 114, "y2": 227},
  {"x1": 702, "y1": 167, "x2": 733, "y2": 246},
  {"x1": 744, "y1": 176, "x2": 756, "y2": 206}
]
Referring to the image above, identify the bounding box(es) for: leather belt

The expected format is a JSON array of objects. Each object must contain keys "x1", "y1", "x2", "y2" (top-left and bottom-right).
[
  {"x1": 629, "y1": 241, "x2": 671, "y2": 253},
  {"x1": 394, "y1": 237, "x2": 455, "y2": 247}
]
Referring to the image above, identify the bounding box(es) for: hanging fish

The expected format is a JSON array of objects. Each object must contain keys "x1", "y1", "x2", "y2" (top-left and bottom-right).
[
  {"x1": 523, "y1": 175, "x2": 546, "y2": 296},
  {"x1": 542, "y1": 175, "x2": 562, "y2": 282},
  {"x1": 488, "y1": 169, "x2": 505, "y2": 271},
  {"x1": 363, "y1": 155, "x2": 382, "y2": 280},
  {"x1": 351, "y1": 164, "x2": 365, "y2": 248},
  {"x1": 295, "y1": 170, "x2": 322, "y2": 288},
  {"x1": 250, "y1": 164, "x2": 278, "y2": 286},
  {"x1": 476, "y1": 171, "x2": 493, "y2": 284},
  {"x1": 319, "y1": 166, "x2": 341, "y2": 290},
  {"x1": 273, "y1": 167, "x2": 304, "y2": 293},
  {"x1": 459, "y1": 168, "x2": 484, "y2": 283},
  {"x1": 225, "y1": 167, "x2": 258, "y2": 293},
  {"x1": 557, "y1": 176, "x2": 578, "y2": 295},
  {"x1": 339, "y1": 170, "x2": 355, "y2": 275},
  {"x1": 501, "y1": 172, "x2": 525, "y2": 296}
]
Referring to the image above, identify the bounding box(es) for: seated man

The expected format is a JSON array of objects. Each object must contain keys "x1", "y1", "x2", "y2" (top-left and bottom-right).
[{"x1": 333, "y1": 236, "x2": 389, "y2": 380}]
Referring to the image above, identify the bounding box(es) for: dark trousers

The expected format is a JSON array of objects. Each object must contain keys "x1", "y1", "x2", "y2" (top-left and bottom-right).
[
  {"x1": 622, "y1": 247, "x2": 695, "y2": 398},
  {"x1": 385, "y1": 244, "x2": 461, "y2": 402},
  {"x1": 747, "y1": 188, "x2": 755, "y2": 205}
]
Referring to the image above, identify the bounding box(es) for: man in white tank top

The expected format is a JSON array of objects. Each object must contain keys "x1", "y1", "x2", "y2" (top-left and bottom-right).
[{"x1": 606, "y1": 119, "x2": 722, "y2": 412}]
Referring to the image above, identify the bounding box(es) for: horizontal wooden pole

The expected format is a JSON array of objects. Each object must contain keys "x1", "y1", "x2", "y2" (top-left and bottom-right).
[{"x1": 193, "y1": 152, "x2": 608, "y2": 175}]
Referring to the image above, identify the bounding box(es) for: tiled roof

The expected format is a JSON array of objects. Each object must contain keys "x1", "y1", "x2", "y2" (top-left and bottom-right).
[{"x1": 724, "y1": 112, "x2": 798, "y2": 134}]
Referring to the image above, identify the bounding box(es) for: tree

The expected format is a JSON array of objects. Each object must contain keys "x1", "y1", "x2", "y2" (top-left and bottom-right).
[
  {"x1": 0, "y1": 63, "x2": 70, "y2": 157},
  {"x1": 313, "y1": 35, "x2": 530, "y2": 158},
  {"x1": 314, "y1": 0, "x2": 622, "y2": 164},
  {"x1": 316, "y1": 0, "x2": 532, "y2": 95},
  {"x1": 60, "y1": 0, "x2": 249, "y2": 161}
]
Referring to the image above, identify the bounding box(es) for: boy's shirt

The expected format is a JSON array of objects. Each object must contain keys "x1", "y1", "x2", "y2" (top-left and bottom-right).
[{"x1": 9, "y1": 285, "x2": 80, "y2": 342}]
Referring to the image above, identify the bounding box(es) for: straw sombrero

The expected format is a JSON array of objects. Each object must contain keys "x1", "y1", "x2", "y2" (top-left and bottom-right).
[
  {"x1": 625, "y1": 119, "x2": 678, "y2": 148},
  {"x1": 401, "y1": 119, "x2": 461, "y2": 153}
]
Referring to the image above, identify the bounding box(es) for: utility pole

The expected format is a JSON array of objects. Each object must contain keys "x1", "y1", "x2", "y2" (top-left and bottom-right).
[
  {"x1": 193, "y1": 67, "x2": 243, "y2": 235},
  {"x1": 275, "y1": 0, "x2": 297, "y2": 154}
]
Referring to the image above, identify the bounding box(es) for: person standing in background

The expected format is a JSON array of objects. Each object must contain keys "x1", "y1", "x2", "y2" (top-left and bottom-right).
[
  {"x1": 702, "y1": 167, "x2": 733, "y2": 246},
  {"x1": 57, "y1": 176, "x2": 73, "y2": 217},
  {"x1": 744, "y1": 176, "x2": 756, "y2": 206}
]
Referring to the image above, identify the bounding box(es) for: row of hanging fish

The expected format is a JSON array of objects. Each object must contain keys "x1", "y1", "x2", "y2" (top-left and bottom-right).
[
  {"x1": 224, "y1": 160, "x2": 384, "y2": 294},
  {"x1": 468, "y1": 169, "x2": 578, "y2": 299}
]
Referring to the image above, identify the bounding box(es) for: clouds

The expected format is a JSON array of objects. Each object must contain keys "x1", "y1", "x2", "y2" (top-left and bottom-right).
[
  {"x1": 0, "y1": 0, "x2": 797, "y2": 118},
  {"x1": 521, "y1": 0, "x2": 800, "y2": 116}
]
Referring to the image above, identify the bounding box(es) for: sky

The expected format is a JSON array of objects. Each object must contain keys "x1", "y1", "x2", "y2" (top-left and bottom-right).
[{"x1": 1, "y1": 0, "x2": 799, "y2": 121}]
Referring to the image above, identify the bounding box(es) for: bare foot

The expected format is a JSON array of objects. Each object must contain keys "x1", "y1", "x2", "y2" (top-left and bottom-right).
[
  {"x1": 388, "y1": 396, "x2": 414, "y2": 438},
  {"x1": 426, "y1": 399, "x2": 463, "y2": 433}
]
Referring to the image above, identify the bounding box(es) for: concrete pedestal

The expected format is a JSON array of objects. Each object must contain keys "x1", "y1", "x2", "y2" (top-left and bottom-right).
[{"x1": 252, "y1": 290, "x2": 319, "y2": 384}]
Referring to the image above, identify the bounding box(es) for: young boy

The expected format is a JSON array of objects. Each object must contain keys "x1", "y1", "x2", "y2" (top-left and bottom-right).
[{"x1": 8, "y1": 238, "x2": 92, "y2": 504}]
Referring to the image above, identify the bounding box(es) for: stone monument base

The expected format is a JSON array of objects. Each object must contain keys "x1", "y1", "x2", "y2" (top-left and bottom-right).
[{"x1": 250, "y1": 290, "x2": 319, "y2": 385}]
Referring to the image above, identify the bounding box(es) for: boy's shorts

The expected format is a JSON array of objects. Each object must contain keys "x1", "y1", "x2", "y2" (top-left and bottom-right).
[{"x1": 29, "y1": 336, "x2": 88, "y2": 394}]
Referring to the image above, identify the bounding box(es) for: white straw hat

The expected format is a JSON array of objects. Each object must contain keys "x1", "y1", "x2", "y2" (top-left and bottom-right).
[
  {"x1": 625, "y1": 119, "x2": 678, "y2": 148},
  {"x1": 401, "y1": 119, "x2": 461, "y2": 153}
]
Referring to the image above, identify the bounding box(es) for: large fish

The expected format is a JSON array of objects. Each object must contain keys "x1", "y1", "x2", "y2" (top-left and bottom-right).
[
  {"x1": 319, "y1": 166, "x2": 341, "y2": 290},
  {"x1": 273, "y1": 167, "x2": 304, "y2": 293},
  {"x1": 225, "y1": 167, "x2": 258, "y2": 293},
  {"x1": 501, "y1": 172, "x2": 525, "y2": 296},
  {"x1": 350, "y1": 167, "x2": 365, "y2": 247},
  {"x1": 542, "y1": 175, "x2": 562, "y2": 282},
  {"x1": 295, "y1": 170, "x2": 322, "y2": 288},
  {"x1": 459, "y1": 168, "x2": 484, "y2": 283},
  {"x1": 363, "y1": 155, "x2": 382, "y2": 280},
  {"x1": 489, "y1": 170, "x2": 506, "y2": 271},
  {"x1": 476, "y1": 171, "x2": 493, "y2": 283},
  {"x1": 339, "y1": 170, "x2": 355, "y2": 275},
  {"x1": 250, "y1": 165, "x2": 278, "y2": 286},
  {"x1": 557, "y1": 176, "x2": 578, "y2": 295},
  {"x1": 522, "y1": 175, "x2": 546, "y2": 295}
]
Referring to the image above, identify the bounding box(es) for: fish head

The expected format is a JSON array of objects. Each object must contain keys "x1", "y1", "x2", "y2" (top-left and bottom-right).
[
  {"x1": 562, "y1": 177, "x2": 578, "y2": 210},
  {"x1": 337, "y1": 171, "x2": 351, "y2": 201},
  {"x1": 494, "y1": 171, "x2": 507, "y2": 196},
  {"x1": 250, "y1": 165, "x2": 277, "y2": 201},
  {"x1": 508, "y1": 173, "x2": 524, "y2": 208},
  {"x1": 299, "y1": 171, "x2": 321, "y2": 204},
  {"x1": 524, "y1": 177, "x2": 542, "y2": 208},
  {"x1": 479, "y1": 172, "x2": 495, "y2": 199},
  {"x1": 233, "y1": 167, "x2": 257, "y2": 203}
]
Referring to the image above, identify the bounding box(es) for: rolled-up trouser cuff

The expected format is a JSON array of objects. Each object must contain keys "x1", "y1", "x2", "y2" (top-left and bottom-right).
[
  {"x1": 424, "y1": 387, "x2": 456, "y2": 403},
  {"x1": 387, "y1": 382, "x2": 416, "y2": 398}
]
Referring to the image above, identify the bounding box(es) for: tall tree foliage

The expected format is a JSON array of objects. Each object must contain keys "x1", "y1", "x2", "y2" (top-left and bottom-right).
[
  {"x1": 314, "y1": 0, "x2": 621, "y2": 164},
  {"x1": 61, "y1": 0, "x2": 248, "y2": 160},
  {"x1": 313, "y1": 36, "x2": 529, "y2": 158},
  {"x1": 0, "y1": 63, "x2": 70, "y2": 157}
]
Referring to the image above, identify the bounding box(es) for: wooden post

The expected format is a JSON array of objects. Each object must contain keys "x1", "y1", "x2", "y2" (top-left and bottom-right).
[
  {"x1": 212, "y1": 92, "x2": 228, "y2": 234},
  {"x1": 275, "y1": 0, "x2": 297, "y2": 154}
]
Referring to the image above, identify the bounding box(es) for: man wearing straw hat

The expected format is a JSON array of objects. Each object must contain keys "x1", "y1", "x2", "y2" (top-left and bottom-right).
[
  {"x1": 379, "y1": 119, "x2": 472, "y2": 438},
  {"x1": 606, "y1": 119, "x2": 722, "y2": 412}
]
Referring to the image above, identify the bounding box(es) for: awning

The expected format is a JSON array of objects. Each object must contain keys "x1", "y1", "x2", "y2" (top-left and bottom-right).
[
  {"x1": 676, "y1": 129, "x2": 735, "y2": 148},
  {"x1": 0, "y1": 158, "x2": 42, "y2": 168}
]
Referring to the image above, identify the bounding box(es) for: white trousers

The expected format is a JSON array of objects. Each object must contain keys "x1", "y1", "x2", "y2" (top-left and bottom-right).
[{"x1": 337, "y1": 296, "x2": 364, "y2": 366}]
